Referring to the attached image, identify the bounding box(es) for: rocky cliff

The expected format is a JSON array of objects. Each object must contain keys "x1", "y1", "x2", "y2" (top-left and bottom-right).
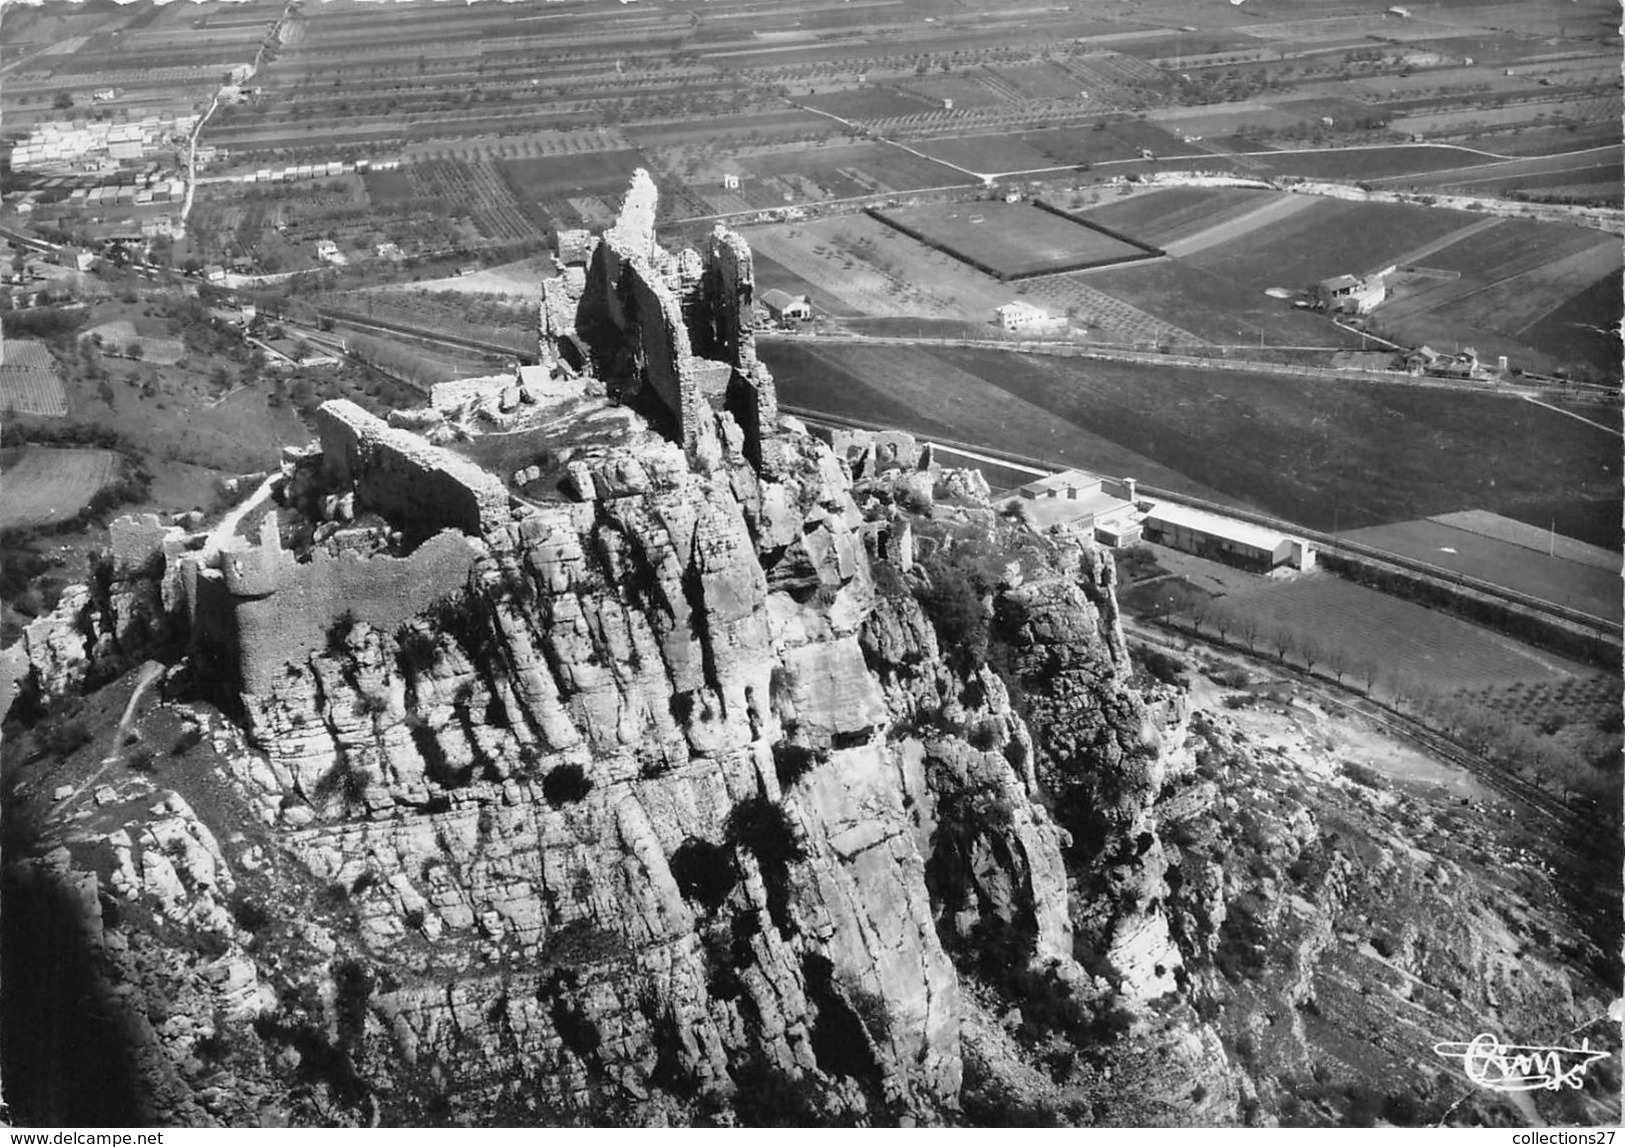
[
  {"x1": 3, "y1": 175, "x2": 1613, "y2": 1129},
  {"x1": 3, "y1": 384, "x2": 1241, "y2": 1125}
]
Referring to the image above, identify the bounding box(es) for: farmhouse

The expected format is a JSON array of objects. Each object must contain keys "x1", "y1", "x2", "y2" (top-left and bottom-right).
[
  {"x1": 760, "y1": 289, "x2": 811, "y2": 322},
  {"x1": 994, "y1": 300, "x2": 1051, "y2": 332},
  {"x1": 1143, "y1": 501, "x2": 1314, "y2": 573},
  {"x1": 1016, "y1": 469, "x2": 1143, "y2": 545},
  {"x1": 1313, "y1": 273, "x2": 1387, "y2": 314}
]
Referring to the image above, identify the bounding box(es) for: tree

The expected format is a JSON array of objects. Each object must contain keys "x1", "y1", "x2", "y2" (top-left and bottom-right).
[
  {"x1": 1188, "y1": 594, "x2": 1211, "y2": 635},
  {"x1": 1210, "y1": 603, "x2": 1233, "y2": 643},
  {"x1": 1359, "y1": 660, "x2": 1380, "y2": 695},
  {"x1": 1238, "y1": 614, "x2": 1261, "y2": 654},
  {"x1": 53, "y1": 92, "x2": 74, "y2": 111},
  {"x1": 126, "y1": 342, "x2": 144, "y2": 360},
  {"x1": 1270, "y1": 628, "x2": 1294, "y2": 663},
  {"x1": 1299, "y1": 639, "x2": 1320, "y2": 676},
  {"x1": 1327, "y1": 646, "x2": 1350, "y2": 685}
]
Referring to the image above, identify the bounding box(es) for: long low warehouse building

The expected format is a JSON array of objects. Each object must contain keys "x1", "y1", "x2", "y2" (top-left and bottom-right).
[{"x1": 1143, "y1": 501, "x2": 1314, "y2": 573}]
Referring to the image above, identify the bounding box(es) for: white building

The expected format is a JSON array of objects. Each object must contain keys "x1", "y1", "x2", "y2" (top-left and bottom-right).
[
  {"x1": 994, "y1": 300, "x2": 1052, "y2": 332},
  {"x1": 1313, "y1": 273, "x2": 1387, "y2": 315},
  {"x1": 1015, "y1": 469, "x2": 1143, "y2": 544}
]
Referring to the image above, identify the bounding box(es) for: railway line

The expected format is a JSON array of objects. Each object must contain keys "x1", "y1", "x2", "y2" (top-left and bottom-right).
[{"x1": 313, "y1": 305, "x2": 537, "y2": 363}]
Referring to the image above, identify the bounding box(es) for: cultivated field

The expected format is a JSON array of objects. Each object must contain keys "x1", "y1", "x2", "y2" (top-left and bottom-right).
[
  {"x1": 1071, "y1": 186, "x2": 1279, "y2": 249},
  {"x1": 1085, "y1": 258, "x2": 1360, "y2": 347},
  {"x1": 761, "y1": 341, "x2": 1623, "y2": 549},
  {"x1": 1247, "y1": 145, "x2": 1535, "y2": 183},
  {"x1": 1432, "y1": 239, "x2": 1624, "y2": 338},
  {"x1": 1216, "y1": 573, "x2": 1595, "y2": 693},
  {"x1": 872, "y1": 201, "x2": 1152, "y2": 278},
  {"x1": 1455, "y1": 675, "x2": 1621, "y2": 744},
  {"x1": 1183, "y1": 197, "x2": 1480, "y2": 291},
  {"x1": 1372, "y1": 216, "x2": 1625, "y2": 373},
  {"x1": 0, "y1": 340, "x2": 68, "y2": 418},
  {"x1": 1016, "y1": 274, "x2": 1204, "y2": 348},
  {"x1": 742, "y1": 214, "x2": 1022, "y2": 322},
  {"x1": 764, "y1": 341, "x2": 1237, "y2": 501},
  {"x1": 1, "y1": 448, "x2": 121, "y2": 530}
]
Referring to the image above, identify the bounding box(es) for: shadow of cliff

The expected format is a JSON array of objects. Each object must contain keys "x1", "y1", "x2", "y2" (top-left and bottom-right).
[{"x1": 2, "y1": 786, "x2": 150, "y2": 1125}]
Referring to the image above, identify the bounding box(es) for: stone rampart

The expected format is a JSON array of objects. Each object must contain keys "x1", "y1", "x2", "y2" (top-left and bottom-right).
[
  {"x1": 195, "y1": 526, "x2": 481, "y2": 696},
  {"x1": 315, "y1": 399, "x2": 510, "y2": 542}
]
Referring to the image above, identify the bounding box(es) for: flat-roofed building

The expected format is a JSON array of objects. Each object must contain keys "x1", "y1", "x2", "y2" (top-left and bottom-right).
[
  {"x1": 995, "y1": 300, "x2": 1051, "y2": 331},
  {"x1": 1015, "y1": 468, "x2": 1143, "y2": 545},
  {"x1": 1143, "y1": 501, "x2": 1314, "y2": 572}
]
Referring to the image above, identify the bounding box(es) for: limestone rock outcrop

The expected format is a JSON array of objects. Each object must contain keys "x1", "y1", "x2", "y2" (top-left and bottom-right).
[{"x1": 0, "y1": 176, "x2": 1252, "y2": 1129}]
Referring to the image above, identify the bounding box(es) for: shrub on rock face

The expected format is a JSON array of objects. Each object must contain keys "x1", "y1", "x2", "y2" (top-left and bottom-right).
[
  {"x1": 726, "y1": 796, "x2": 806, "y2": 937},
  {"x1": 542, "y1": 762, "x2": 593, "y2": 807},
  {"x1": 326, "y1": 609, "x2": 359, "y2": 655},
  {"x1": 773, "y1": 742, "x2": 823, "y2": 789},
  {"x1": 725, "y1": 796, "x2": 805, "y2": 870},
  {"x1": 396, "y1": 629, "x2": 440, "y2": 675},
  {"x1": 669, "y1": 837, "x2": 736, "y2": 912}
]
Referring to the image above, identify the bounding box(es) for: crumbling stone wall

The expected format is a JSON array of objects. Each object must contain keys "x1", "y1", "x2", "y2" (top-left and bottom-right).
[
  {"x1": 315, "y1": 400, "x2": 510, "y2": 543},
  {"x1": 627, "y1": 265, "x2": 711, "y2": 456},
  {"x1": 192, "y1": 516, "x2": 480, "y2": 696},
  {"x1": 567, "y1": 170, "x2": 781, "y2": 471}
]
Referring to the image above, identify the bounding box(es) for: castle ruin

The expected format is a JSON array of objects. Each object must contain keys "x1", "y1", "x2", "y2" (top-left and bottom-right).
[
  {"x1": 37, "y1": 173, "x2": 789, "y2": 705},
  {"x1": 563, "y1": 169, "x2": 781, "y2": 471}
]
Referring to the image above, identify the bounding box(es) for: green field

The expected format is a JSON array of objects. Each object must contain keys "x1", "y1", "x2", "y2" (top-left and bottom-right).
[
  {"x1": 1248, "y1": 145, "x2": 1508, "y2": 182},
  {"x1": 760, "y1": 341, "x2": 1624, "y2": 550},
  {"x1": 1074, "y1": 186, "x2": 1276, "y2": 249},
  {"x1": 1, "y1": 447, "x2": 121, "y2": 529},
  {"x1": 1085, "y1": 258, "x2": 1362, "y2": 346},
  {"x1": 802, "y1": 86, "x2": 936, "y2": 120},
  {"x1": 1184, "y1": 198, "x2": 1480, "y2": 291},
  {"x1": 0, "y1": 340, "x2": 69, "y2": 418},
  {"x1": 496, "y1": 151, "x2": 653, "y2": 201},
  {"x1": 874, "y1": 201, "x2": 1151, "y2": 278},
  {"x1": 1420, "y1": 218, "x2": 1606, "y2": 280},
  {"x1": 1215, "y1": 574, "x2": 1595, "y2": 692},
  {"x1": 765, "y1": 342, "x2": 1238, "y2": 502},
  {"x1": 739, "y1": 143, "x2": 968, "y2": 195},
  {"x1": 913, "y1": 134, "x2": 1075, "y2": 175}
]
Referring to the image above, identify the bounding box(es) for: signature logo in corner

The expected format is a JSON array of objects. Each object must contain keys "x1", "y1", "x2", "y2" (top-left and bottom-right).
[{"x1": 1434, "y1": 1032, "x2": 1611, "y2": 1093}]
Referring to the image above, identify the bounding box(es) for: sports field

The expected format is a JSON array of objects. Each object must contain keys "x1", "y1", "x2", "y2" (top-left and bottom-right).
[
  {"x1": 1, "y1": 447, "x2": 120, "y2": 529},
  {"x1": 872, "y1": 201, "x2": 1152, "y2": 278},
  {"x1": 1337, "y1": 515, "x2": 1621, "y2": 622}
]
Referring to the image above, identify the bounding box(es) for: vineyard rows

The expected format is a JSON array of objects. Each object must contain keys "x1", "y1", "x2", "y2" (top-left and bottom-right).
[{"x1": 0, "y1": 341, "x2": 68, "y2": 418}]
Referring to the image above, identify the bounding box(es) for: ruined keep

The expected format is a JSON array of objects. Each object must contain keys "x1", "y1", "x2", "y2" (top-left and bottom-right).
[{"x1": 563, "y1": 169, "x2": 782, "y2": 470}]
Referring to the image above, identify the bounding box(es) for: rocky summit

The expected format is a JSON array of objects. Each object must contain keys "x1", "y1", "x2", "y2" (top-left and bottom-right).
[{"x1": 0, "y1": 175, "x2": 1615, "y2": 1129}]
